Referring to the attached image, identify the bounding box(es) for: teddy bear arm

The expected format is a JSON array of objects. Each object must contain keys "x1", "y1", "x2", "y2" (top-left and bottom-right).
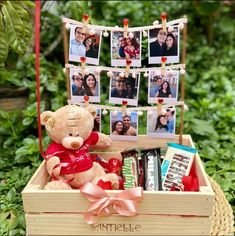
[
  {"x1": 93, "y1": 133, "x2": 111, "y2": 149},
  {"x1": 46, "y1": 156, "x2": 61, "y2": 177}
]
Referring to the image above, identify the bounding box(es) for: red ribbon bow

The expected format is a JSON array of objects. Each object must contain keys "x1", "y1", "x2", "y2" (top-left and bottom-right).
[{"x1": 80, "y1": 182, "x2": 143, "y2": 224}]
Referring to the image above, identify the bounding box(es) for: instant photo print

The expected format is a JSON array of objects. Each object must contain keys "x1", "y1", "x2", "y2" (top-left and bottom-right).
[
  {"x1": 111, "y1": 31, "x2": 142, "y2": 67},
  {"x1": 148, "y1": 70, "x2": 179, "y2": 104},
  {"x1": 110, "y1": 111, "x2": 138, "y2": 141},
  {"x1": 148, "y1": 26, "x2": 180, "y2": 64},
  {"x1": 109, "y1": 72, "x2": 140, "y2": 106},
  {"x1": 69, "y1": 24, "x2": 102, "y2": 65},
  {"x1": 70, "y1": 67, "x2": 100, "y2": 104},
  {"x1": 147, "y1": 108, "x2": 176, "y2": 138}
]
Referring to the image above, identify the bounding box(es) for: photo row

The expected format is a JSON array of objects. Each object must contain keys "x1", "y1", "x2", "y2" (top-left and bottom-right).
[
  {"x1": 92, "y1": 109, "x2": 176, "y2": 142},
  {"x1": 69, "y1": 25, "x2": 180, "y2": 66},
  {"x1": 70, "y1": 68, "x2": 179, "y2": 106}
]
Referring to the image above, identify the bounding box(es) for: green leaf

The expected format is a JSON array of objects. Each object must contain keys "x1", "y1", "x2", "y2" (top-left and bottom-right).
[
  {"x1": 0, "y1": 13, "x2": 9, "y2": 63},
  {"x1": 1, "y1": 1, "x2": 27, "y2": 54},
  {"x1": 11, "y1": 2, "x2": 32, "y2": 45},
  {"x1": 6, "y1": 188, "x2": 16, "y2": 202},
  {"x1": 22, "y1": 117, "x2": 34, "y2": 126}
]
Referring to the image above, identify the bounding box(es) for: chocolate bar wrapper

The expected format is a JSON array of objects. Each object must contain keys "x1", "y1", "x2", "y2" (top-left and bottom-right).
[
  {"x1": 161, "y1": 142, "x2": 196, "y2": 191},
  {"x1": 141, "y1": 148, "x2": 162, "y2": 191},
  {"x1": 121, "y1": 149, "x2": 139, "y2": 189}
]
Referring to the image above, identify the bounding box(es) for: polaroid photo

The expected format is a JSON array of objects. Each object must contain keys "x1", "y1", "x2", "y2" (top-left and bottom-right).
[
  {"x1": 148, "y1": 70, "x2": 179, "y2": 104},
  {"x1": 70, "y1": 67, "x2": 100, "y2": 104},
  {"x1": 111, "y1": 31, "x2": 142, "y2": 67},
  {"x1": 148, "y1": 26, "x2": 180, "y2": 64},
  {"x1": 93, "y1": 108, "x2": 101, "y2": 132},
  {"x1": 147, "y1": 108, "x2": 176, "y2": 138},
  {"x1": 109, "y1": 72, "x2": 140, "y2": 106},
  {"x1": 69, "y1": 24, "x2": 102, "y2": 65},
  {"x1": 110, "y1": 111, "x2": 138, "y2": 141}
]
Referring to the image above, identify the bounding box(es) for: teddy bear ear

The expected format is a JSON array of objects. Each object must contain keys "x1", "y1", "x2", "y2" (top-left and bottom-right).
[
  {"x1": 86, "y1": 105, "x2": 96, "y2": 117},
  {"x1": 41, "y1": 111, "x2": 54, "y2": 125}
]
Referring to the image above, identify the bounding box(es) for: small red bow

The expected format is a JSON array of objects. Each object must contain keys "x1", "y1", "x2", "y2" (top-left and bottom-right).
[{"x1": 80, "y1": 182, "x2": 143, "y2": 224}]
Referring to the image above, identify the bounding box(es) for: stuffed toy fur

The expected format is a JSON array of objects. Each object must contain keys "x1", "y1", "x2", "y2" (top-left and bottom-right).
[{"x1": 41, "y1": 105, "x2": 119, "y2": 190}]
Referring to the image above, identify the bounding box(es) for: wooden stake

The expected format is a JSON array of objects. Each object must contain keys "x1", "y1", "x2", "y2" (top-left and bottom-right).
[
  {"x1": 62, "y1": 22, "x2": 71, "y2": 100},
  {"x1": 179, "y1": 102, "x2": 185, "y2": 145}
]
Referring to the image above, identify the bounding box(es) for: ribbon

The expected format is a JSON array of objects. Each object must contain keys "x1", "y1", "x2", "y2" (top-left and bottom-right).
[{"x1": 80, "y1": 182, "x2": 143, "y2": 224}]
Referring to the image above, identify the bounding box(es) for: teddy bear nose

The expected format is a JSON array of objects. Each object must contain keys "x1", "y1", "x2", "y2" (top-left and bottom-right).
[{"x1": 71, "y1": 142, "x2": 80, "y2": 149}]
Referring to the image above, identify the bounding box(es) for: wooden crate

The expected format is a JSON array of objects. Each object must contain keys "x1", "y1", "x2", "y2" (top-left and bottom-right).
[{"x1": 22, "y1": 135, "x2": 214, "y2": 235}]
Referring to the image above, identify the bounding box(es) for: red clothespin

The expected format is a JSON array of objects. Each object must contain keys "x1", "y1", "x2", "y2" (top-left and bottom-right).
[
  {"x1": 157, "y1": 98, "x2": 164, "y2": 115},
  {"x1": 82, "y1": 13, "x2": 90, "y2": 33},
  {"x1": 125, "y1": 59, "x2": 132, "y2": 77},
  {"x1": 84, "y1": 95, "x2": 89, "y2": 107},
  {"x1": 161, "y1": 12, "x2": 167, "y2": 32},
  {"x1": 122, "y1": 100, "x2": 128, "y2": 116},
  {"x1": 123, "y1": 18, "x2": 129, "y2": 38},
  {"x1": 161, "y1": 56, "x2": 167, "y2": 77}
]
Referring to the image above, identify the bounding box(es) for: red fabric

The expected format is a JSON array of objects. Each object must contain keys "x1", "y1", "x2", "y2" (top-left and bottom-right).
[
  {"x1": 35, "y1": 1, "x2": 45, "y2": 158},
  {"x1": 97, "y1": 180, "x2": 113, "y2": 190},
  {"x1": 182, "y1": 162, "x2": 199, "y2": 191},
  {"x1": 45, "y1": 132, "x2": 99, "y2": 175}
]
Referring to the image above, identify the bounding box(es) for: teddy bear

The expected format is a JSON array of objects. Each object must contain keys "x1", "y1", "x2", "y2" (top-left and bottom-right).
[{"x1": 41, "y1": 104, "x2": 119, "y2": 190}]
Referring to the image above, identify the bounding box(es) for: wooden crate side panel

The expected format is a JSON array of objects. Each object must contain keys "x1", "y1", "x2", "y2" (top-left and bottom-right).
[
  {"x1": 22, "y1": 190, "x2": 214, "y2": 216},
  {"x1": 25, "y1": 213, "x2": 211, "y2": 236},
  {"x1": 187, "y1": 136, "x2": 214, "y2": 192},
  {"x1": 93, "y1": 135, "x2": 190, "y2": 152}
]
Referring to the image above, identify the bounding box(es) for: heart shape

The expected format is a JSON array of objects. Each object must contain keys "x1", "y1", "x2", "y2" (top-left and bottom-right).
[
  {"x1": 123, "y1": 18, "x2": 129, "y2": 26},
  {"x1": 158, "y1": 98, "x2": 164, "y2": 104},
  {"x1": 80, "y1": 57, "x2": 86, "y2": 63},
  {"x1": 161, "y1": 12, "x2": 167, "y2": 20},
  {"x1": 161, "y1": 57, "x2": 167, "y2": 63},
  {"x1": 122, "y1": 100, "x2": 128, "y2": 106},
  {"x1": 82, "y1": 14, "x2": 89, "y2": 22},
  {"x1": 126, "y1": 59, "x2": 132, "y2": 65},
  {"x1": 84, "y1": 95, "x2": 89, "y2": 102}
]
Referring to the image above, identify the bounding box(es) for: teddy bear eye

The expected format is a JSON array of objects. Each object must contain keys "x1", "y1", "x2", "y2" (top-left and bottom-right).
[
  {"x1": 76, "y1": 134, "x2": 80, "y2": 137},
  {"x1": 69, "y1": 133, "x2": 73, "y2": 136}
]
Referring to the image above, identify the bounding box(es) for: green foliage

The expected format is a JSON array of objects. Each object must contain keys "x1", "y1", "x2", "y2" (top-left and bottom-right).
[
  {"x1": 0, "y1": 1, "x2": 34, "y2": 63},
  {"x1": 0, "y1": 1, "x2": 235, "y2": 234}
]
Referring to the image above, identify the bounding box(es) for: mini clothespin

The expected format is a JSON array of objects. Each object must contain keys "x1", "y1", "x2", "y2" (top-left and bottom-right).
[
  {"x1": 161, "y1": 12, "x2": 167, "y2": 32},
  {"x1": 125, "y1": 59, "x2": 132, "y2": 77},
  {"x1": 84, "y1": 95, "x2": 89, "y2": 107},
  {"x1": 161, "y1": 56, "x2": 167, "y2": 77},
  {"x1": 123, "y1": 18, "x2": 129, "y2": 38},
  {"x1": 157, "y1": 98, "x2": 164, "y2": 115},
  {"x1": 122, "y1": 100, "x2": 128, "y2": 116},
  {"x1": 80, "y1": 56, "x2": 86, "y2": 74},
  {"x1": 82, "y1": 13, "x2": 89, "y2": 28}
]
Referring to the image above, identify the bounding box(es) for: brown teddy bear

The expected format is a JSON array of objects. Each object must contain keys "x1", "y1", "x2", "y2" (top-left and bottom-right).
[{"x1": 41, "y1": 105, "x2": 119, "y2": 190}]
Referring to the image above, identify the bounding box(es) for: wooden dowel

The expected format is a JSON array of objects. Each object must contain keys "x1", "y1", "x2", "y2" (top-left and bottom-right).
[
  {"x1": 62, "y1": 22, "x2": 71, "y2": 100},
  {"x1": 179, "y1": 102, "x2": 185, "y2": 145},
  {"x1": 181, "y1": 18, "x2": 187, "y2": 101}
]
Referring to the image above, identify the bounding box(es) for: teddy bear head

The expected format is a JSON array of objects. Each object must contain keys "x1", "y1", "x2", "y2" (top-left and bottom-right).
[{"x1": 41, "y1": 105, "x2": 96, "y2": 150}]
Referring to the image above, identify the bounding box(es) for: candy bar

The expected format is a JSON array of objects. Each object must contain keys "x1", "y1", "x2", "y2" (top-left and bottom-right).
[
  {"x1": 161, "y1": 142, "x2": 196, "y2": 191},
  {"x1": 141, "y1": 148, "x2": 162, "y2": 191},
  {"x1": 121, "y1": 149, "x2": 140, "y2": 189}
]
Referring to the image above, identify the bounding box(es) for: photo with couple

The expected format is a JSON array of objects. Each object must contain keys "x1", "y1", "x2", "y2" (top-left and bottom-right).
[
  {"x1": 110, "y1": 111, "x2": 138, "y2": 141},
  {"x1": 69, "y1": 25, "x2": 102, "y2": 65},
  {"x1": 111, "y1": 31, "x2": 142, "y2": 67},
  {"x1": 109, "y1": 72, "x2": 140, "y2": 106},
  {"x1": 147, "y1": 109, "x2": 176, "y2": 138},
  {"x1": 149, "y1": 27, "x2": 180, "y2": 64},
  {"x1": 148, "y1": 70, "x2": 179, "y2": 104},
  {"x1": 70, "y1": 68, "x2": 100, "y2": 103}
]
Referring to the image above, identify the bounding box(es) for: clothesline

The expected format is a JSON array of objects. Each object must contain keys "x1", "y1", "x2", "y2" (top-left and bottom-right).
[{"x1": 62, "y1": 17, "x2": 187, "y2": 32}]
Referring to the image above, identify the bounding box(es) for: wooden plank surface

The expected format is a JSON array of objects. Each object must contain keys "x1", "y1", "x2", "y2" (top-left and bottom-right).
[
  {"x1": 22, "y1": 188, "x2": 214, "y2": 216},
  {"x1": 25, "y1": 213, "x2": 211, "y2": 235}
]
